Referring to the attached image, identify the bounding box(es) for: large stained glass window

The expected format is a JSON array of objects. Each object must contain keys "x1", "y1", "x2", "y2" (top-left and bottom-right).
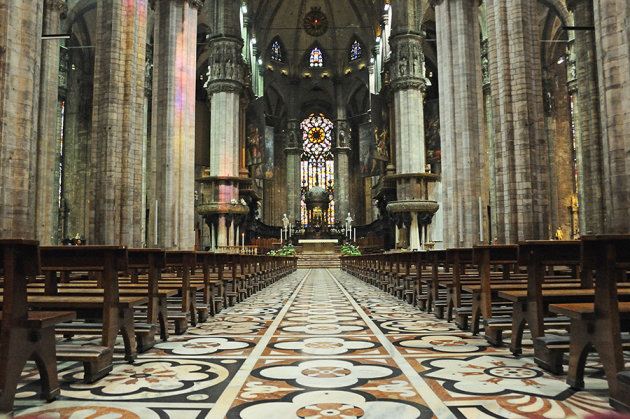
[
  {"x1": 350, "y1": 40, "x2": 362, "y2": 61},
  {"x1": 271, "y1": 40, "x2": 282, "y2": 62},
  {"x1": 309, "y1": 47, "x2": 323, "y2": 67},
  {"x1": 300, "y1": 113, "x2": 335, "y2": 226}
]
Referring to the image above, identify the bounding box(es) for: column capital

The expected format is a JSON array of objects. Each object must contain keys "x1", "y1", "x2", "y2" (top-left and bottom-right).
[
  {"x1": 204, "y1": 36, "x2": 247, "y2": 96},
  {"x1": 45, "y1": 0, "x2": 68, "y2": 17},
  {"x1": 389, "y1": 33, "x2": 426, "y2": 92}
]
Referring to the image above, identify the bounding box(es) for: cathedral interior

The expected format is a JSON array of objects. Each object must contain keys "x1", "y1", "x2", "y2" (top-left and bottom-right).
[{"x1": 1, "y1": 0, "x2": 629, "y2": 417}]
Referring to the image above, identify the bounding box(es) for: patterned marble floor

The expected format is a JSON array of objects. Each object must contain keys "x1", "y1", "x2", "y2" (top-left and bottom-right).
[{"x1": 9, "y1": 269, "x2": 623, "y2": 418}]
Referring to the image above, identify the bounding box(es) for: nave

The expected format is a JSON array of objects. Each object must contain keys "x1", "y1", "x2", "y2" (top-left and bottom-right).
[{"x1": 10, "y1": 269, "x2": 617, "y2": 418}]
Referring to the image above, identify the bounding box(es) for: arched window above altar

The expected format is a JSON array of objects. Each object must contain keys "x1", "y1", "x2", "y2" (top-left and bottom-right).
[{"x1": 300, "y1": 113, "x2": 335, "y2": 226}]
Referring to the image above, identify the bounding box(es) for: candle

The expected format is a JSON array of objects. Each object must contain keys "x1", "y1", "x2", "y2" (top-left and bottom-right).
[
  {"x1": 154, "y1": 200, "x2": 158, "y2": 245},
  {"x1": 353, "y1": 228, "x2": 356, "y2": 242}
]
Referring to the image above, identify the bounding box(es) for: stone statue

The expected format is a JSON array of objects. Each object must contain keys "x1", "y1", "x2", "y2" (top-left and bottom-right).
[{"x1": 282, "y1": 213, "x2": 289, "y2": 229}]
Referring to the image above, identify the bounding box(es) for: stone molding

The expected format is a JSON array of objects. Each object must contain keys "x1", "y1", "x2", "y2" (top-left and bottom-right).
[
  {"x1": 429, "y1": 0, "x2": 483, "y2": 6},
  {"x1": 205, "y1": 80, "x2": 244, "y2": 96},
  {"x1": 150, "y1": 0, "x2": 205, "y2": 10}
]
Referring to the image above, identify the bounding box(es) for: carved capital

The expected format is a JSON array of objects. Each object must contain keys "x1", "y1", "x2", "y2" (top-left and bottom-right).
[
  {"x1": 390, "y1": 78, "x2": 427, "y2": 93},
  {"x1": 206, "y1": 80, "x2": 244, "y2": 96},
  {"x1": 45, "y1": 0, "x2": 68, "y2": 17},
  {"x1": 389, "y1": 34, "x2": 425, "y2": 86},
  {"x1": 204, "y1": 37, "x2": 246, "y2": 90},
  {"x1": 188, "y1": 0, "x2": 205, "y2": 9}
]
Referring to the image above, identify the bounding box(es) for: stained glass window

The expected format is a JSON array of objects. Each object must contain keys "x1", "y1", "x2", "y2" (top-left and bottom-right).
[
  {"x1": 310, "y1": 47, "x2": 323, "y2": 67},
  {"x1": 350, "y1": 40, "x2": 362, "y2": 61},
  {"x1": 300, "y1": 113, "x2": 335, "y2": 226},
  {"x1": 271, "y1": 40, "x2": 282, "y2": 62}
]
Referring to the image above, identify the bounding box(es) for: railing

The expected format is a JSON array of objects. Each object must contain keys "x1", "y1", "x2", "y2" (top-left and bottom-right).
[{"x1": 216, "y1": 245, "x2": 258, "y2": 255}]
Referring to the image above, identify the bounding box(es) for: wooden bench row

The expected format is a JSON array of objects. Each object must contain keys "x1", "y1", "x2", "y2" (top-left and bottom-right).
[
  {"x1": 341, "y1": 236, "x2": 630, "y2": 412},
  {"x1": 0, "y1": 240, "x2": 297, "y2": 414}
]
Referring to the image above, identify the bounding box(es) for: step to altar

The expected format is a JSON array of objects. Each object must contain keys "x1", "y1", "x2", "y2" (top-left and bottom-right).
[{"x1": 296, "y1": 252, "x2": 342, "y2": 269}]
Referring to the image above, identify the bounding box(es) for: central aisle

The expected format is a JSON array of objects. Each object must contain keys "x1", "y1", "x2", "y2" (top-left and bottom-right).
[{"x1": 211, "y1": 268, "x2": 442, "y2": 418}]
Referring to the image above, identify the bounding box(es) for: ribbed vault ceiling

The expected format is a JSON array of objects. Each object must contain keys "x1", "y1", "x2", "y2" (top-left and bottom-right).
[{"x1": 249, "y1": 0, "x2": 383, "y2": 74}]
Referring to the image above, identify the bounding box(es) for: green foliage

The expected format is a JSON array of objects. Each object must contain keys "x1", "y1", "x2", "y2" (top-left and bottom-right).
[
  {"x1": 268, "y1": 245, "x2": 296, "y2": 257},
  {"x1": 340, "y1": 244, "x2": 361, "y2": 256}
]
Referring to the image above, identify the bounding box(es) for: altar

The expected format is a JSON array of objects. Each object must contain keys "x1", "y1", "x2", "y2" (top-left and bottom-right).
[{"x1": 298, "y1": 238, "x2": 339, "y2": 253}]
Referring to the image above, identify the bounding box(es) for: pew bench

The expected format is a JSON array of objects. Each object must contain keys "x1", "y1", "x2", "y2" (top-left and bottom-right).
[
  {"x1": 498, "y1": 288, "x2": 630, "y2": 356},
  {"x1": 38, "y1": 246, "x2": 133, "y2": 382},
  {"x1": 544, "y1": 301, "x2": 630, "y2": 388},
  {"x1": 0, "y1": 240, "x2": 77, "y2": 414}
]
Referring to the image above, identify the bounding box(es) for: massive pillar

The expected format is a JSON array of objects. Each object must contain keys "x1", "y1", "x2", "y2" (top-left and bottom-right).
[
  {"x1": 35, "y1": 0, "x2": 67, "y2": 245},
  {"x1": 386, "y1": 1, "x2": 439, "y2": 250},
  {"x1": 284, "y1": 77, "x2": 301, "y2": 224},
  {"x1": 200, "y1": 0, "x2": 247, "y2": 248},
  {"x1": 568, "y1": 0, "x2": 604, "y2": 234},
  {"x1": 592, "y1": 0, "x2": 630, "y2": 233},
  {"x1": 150, "y1": 0, "x2": 202, "y2": 249},
  {"x1": 88, "y1": 0, "x2": 147, "y2": 246},
  {"x1": 486, "y1": 0, "x2": 549, "y2": 242},
  {"x1": 285, "y1": 119, "x2": 301, "y2": 224},
  {"x1": 334, "y1": 78, "x2": 350, "y2": 225},
  {"x1": 433, "y1": 0, "x2": 487, "y2": 248},
  {"x1": 389, "y1": 0, "x2": 427, "y2": 178},
  {"x1": 0, "y1": 0, "x2": 44, "y2": 239}
]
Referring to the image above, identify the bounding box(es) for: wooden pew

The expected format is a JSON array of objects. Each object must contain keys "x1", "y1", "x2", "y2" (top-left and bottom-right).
[
  {"x1": 38, "y1": 246, "x2": 136, "y2": 381},
  {"x1": 165, "y1": 251, "x2": 208, "y2": 325},
  {"x1": 459, "y1": 245, "x2": 518, "y2": 333},
  {"x1": 547, "y1": 235, "x2": 630, "y2": 409},
  {"x1": 195, "y1": 251, "x2": 225, "y2": 316},
  {"x1": 487, "y1": 241, "x2": 583, "y2": 351},
  {"x1": 442, "y1": 248, "x2": 474, "y2": 321},
  {"x1": 0, "y1": 240, "x2": 76, "y2": 414}
]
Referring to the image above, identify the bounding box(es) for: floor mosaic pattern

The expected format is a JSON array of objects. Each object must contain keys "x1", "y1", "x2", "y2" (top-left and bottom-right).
[{"x1": 9, "y1": 269, "x2": 621, "y2": 418}]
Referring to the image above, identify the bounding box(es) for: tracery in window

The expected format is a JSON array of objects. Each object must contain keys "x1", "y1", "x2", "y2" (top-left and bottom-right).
[
  {"x1": 310, "y1": 47, "x2": 323, "y2": 67},
  {"x1": 300, "y1": 113, "x2": 335, "y2": 225},
  {"x1": 350, "y1": 40, "x2": 362, "y2": 61},
  {"x1": 271, "y1": 40, "x2": 282, "y2": 62}
]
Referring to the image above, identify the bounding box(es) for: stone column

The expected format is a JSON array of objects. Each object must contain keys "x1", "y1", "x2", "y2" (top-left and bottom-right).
[
  {"x1": 150, "y1": 0, "x2": 202, "y2": 249},
  {"x1": 285, "y1": 120, "x2": 301, "y2": 223},
  {"x1": 35, "y1": 0, "x2": 67, "y2": 245},
  {"x1": 88, "y1": 0, "x2": 147, "y2": 246},
  {"x1": 433, "y1": 0, "x2": 487, "y2": 248},
  {"x1": 592, "y1": 0, "x2": 630, "y2": 233},
  {"x1": 203, "y1": 0, "x2": 246, "y2": 247},
  {"x1": 334, "y1": 78, "x2": 350, "y2": 224},
  {"x1": 0, "y1": 0, "x2": 44, "y2": 239},
  {"x1": 387, "y1": 1, "x2": 439, "y2": 251},
  {"x1": 567, "y1": 0, "x2": 604, "y2": 235},
  {"x1": 486, "y1": 0, "x2": 549, "y2": 242},
  {"x1": 390, "y1": 1, "x2": 426, "y2": 178}
]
